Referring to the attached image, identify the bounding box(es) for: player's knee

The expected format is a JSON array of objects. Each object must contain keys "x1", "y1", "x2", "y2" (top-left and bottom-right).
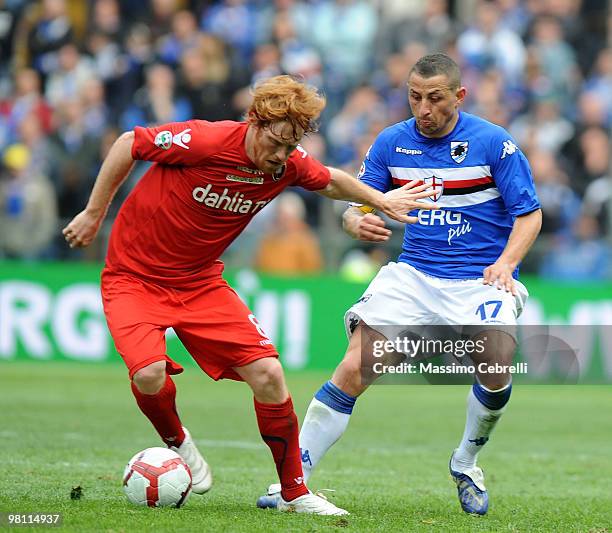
[
  {"x1": 257, "y1": 360, "x2": 285, "y2": 389},
  {"x1": 251, "y1": 360, "x2": 286, "y2": 401},
  {"x1": 478, "y1": 373, "x2": 511, "y2": 392},
  {"x1": 132, "y1": 361, "x2": 166, "y2": 394}
]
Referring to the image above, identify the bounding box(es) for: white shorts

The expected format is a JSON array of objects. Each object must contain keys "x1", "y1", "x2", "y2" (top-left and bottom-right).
[{"x1": 344, "y1": 262, "x2": 528, "y2": 340}]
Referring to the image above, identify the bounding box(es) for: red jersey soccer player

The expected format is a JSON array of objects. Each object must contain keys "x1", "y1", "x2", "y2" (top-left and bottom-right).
[{"x1": 63, "y1": 76, "x2": 435, "y2": 515}]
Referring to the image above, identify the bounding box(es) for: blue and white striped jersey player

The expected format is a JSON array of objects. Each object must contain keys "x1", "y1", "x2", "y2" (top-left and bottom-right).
[{"x1": 257, "y1": 54, "x2": 542, "y2": 516}]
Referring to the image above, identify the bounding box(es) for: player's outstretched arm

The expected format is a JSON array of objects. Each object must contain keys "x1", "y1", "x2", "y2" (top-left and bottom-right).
[
  {"x1": 318, "y1": 167, "x2": 437, "y2": 224},
  {"x1": 483, "y1": 208, "x2": 543, "y2": 295},
  {"x1": 63, "y1": 131, "x2": 136, "y2": 248}
]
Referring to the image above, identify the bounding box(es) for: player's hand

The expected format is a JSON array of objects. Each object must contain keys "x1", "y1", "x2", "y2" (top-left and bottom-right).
[
  {"x1": 62, "y1": 209, "x2": 104, "y2": 248},
  {"x1": 483, "y1": 261, "x2": 516, "y2": 295},
  {"x1": 380, "y1": 180, "x2": 439, "y2": 224},
  {"x1": 345, "y1": 212, "x2": 392, "y2": 242}
]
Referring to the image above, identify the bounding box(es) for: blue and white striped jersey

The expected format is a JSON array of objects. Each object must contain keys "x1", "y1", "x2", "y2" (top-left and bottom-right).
[{"x1": 358, "y1": 111, "x2": 540, "y2": 279}]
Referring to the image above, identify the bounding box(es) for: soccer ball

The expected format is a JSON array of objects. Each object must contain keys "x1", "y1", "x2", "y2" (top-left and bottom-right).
[{"x1": 123, "y1": 447, "x2": 192, "y2": 508}]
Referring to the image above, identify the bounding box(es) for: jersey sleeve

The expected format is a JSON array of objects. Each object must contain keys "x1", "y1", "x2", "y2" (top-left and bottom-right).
[
  {"x1": 346, "y1": 132, "x2": 393, "y2": 211},
  {"x1": 357, "y1": 133, "x2": 392, "y2": 193},
  {"x1": 131, "y1": 120, "x2": 224, "y2": 166},
  {"x1": 290, "y1": 146, "x2": 332, "y2": 191},
  {"x1": 489, "y1": 131, "x2": 541, "y2": 217}
]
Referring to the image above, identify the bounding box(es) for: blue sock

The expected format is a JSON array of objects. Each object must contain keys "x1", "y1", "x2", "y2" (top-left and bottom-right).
[
  {"x1": 472, "y1": 380, "x2": 512, "y2": 410},
  {"x1": 314, "y1": 380, "x2": 356, "y2": 415}
]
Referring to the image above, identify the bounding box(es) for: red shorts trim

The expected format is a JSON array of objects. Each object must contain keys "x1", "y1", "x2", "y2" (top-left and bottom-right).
[{"x1": 101, "y1": 270, "x2": 279, "y2": 381}]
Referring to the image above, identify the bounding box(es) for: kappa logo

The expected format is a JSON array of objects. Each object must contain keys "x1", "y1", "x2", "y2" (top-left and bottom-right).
[
  {"x1": 395, "y1": 146, "x2": 423, "y2": 155},
  {"x1": 356, "y1": 294, "x2": 372, "y2": 304},
  {"x1": 301, "y1": 449, "x2": 312, "y2": 466},
  {"x1": 500, "y1": 140, "x2": 517, "y2": 159},
  {"x1": 154, "y1": 128, "x2": 192, "y2": 150},
  {"x1": 450, "y1": 141, "x2": 468, "y2": 163}
]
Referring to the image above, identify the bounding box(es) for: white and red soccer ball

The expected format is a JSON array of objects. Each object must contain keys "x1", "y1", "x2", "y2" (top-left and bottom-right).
[{"x1": 123, "y1": 447, "x2": 192, "y2": 508}]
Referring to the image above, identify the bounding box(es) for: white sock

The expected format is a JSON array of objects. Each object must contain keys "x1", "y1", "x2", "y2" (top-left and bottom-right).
[
  {"x1": 299, "y1": 398, "x2": 352, "y2": 483},
  {"x1": 452, "y1": 383, "x2": 509, "y2": 472}
]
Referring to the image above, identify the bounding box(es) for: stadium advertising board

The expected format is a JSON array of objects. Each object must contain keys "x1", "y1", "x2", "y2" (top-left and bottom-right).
[{"x1": 0, "y1": 262, "x2": 611, "y2": 382}]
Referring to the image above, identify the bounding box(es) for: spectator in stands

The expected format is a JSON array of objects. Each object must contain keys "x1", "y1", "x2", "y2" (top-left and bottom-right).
[
  {"x1": 254, "y1": 192, "x2": 323, "y2": 275},
  {"x1": 201, "y1": 0, "x2": 260, "y2": 69},
  {"x1": 80, "y1": 78, "x2": 109, "y2": 136},
  {"x1": 250, "y1": 43, "x2": 283, "y2": 83},
  {"x1": 0, "y1": 0, "x2": 25, "y2": 76},
  {"x1": 327, "y1": 85, "x2": 388, "y2": 166},
  {"x1": 581, "y1": 128, "x2": 611, "y2": 235},
  {"x1": 0, "y1": 68, "x2": 53, "y2": 149},
  {"x1": 0, "y1": 143, "x2": 58, "y2": 258},
  {"x1": 370, "y1": 53, "x2": 412, "y2": 125},
  {"x1": 540, "y1": 213, "x2": 611, "y2": 281},
  {"x1": 157, "y1": 9, "x2": 202, "y2": 66},
  {"x1": 48, "y1": 100, "x2": 100, "y2": 218},
  {"x1": 562, "y1": 125, "x2": 610, "y2": 196},
  {"x1": 465, "y1": 69, "x2": 511, "y2": 127},
  {"x1": 17, "y1": 112, "x2": 52, "y2": 177},
  {"x1": 529, "y1": 149, "x2": 581, "y2": 237},
  {"x1": 308, "y1": 0, "x2": 378, "y2": 117},
  {"x1": 88, "y1": 0, "x2": 125, "y2": 42},
  {"x1": 582, "y1": 47, "x2": 612, "y2": 124},
  {"x1": 527, "y1": 14, "x2": 579, "y2": 112},
  {"x1": 457, "y1": 0, "x2": 526, "y2": 82},
  {"x1": 382, "y1": 0, "x2": 456, "y2": 60},
  {"x1": 510, "y1": 99, "x2": 574, "y2": 154},
  {"x1": 121, "y1": 62, "x2": 192, "y2": 130},
  {"x1": 147, "y1": 0, "x2": 179, "y2": 41},
  {"x1": 44, "y1": 43, "x2": 95, "y2": 108},
  {"x1": 178, "y1": 42, "x2": 241, "y2": 122},
  {"x1": 26, "y1": 0, "x2": 74, "y2": 77},
  {"x1": 271, "y1": 9, "x2": 322, "y2": 88}
]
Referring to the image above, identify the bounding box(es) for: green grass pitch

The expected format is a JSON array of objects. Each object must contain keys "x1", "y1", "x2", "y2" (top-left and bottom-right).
[{"x1": 1, "y1": 362, "x2": 610, "y2": 532}]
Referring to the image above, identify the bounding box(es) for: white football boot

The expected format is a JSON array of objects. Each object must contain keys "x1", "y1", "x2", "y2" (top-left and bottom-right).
[
  {"x1": 277, "y1": 492, "x2": 349, "y2": 516},
  {"x1": 170, "y1": 427, "x2": 212, "y2": 494}
]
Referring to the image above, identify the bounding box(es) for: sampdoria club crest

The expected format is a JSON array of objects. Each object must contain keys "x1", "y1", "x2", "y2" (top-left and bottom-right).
[{"x1": 450, "y1": 141, "x2": 468, "y2": 163}]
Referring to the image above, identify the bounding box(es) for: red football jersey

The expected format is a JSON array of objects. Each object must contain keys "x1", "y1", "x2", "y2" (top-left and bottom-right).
[{"x1": 105, "y1": 120, "x2": 331, "y2": 287}]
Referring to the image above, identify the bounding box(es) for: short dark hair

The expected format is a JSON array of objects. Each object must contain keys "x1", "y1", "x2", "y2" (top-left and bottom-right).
[{"x1": 409, "y1": 54, "x2": 461, "y2": 89}]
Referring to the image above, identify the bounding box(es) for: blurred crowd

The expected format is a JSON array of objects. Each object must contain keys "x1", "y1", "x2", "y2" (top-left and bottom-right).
[{"x1": 0, "y1": 0, "x2": 610, "y2": 280}]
